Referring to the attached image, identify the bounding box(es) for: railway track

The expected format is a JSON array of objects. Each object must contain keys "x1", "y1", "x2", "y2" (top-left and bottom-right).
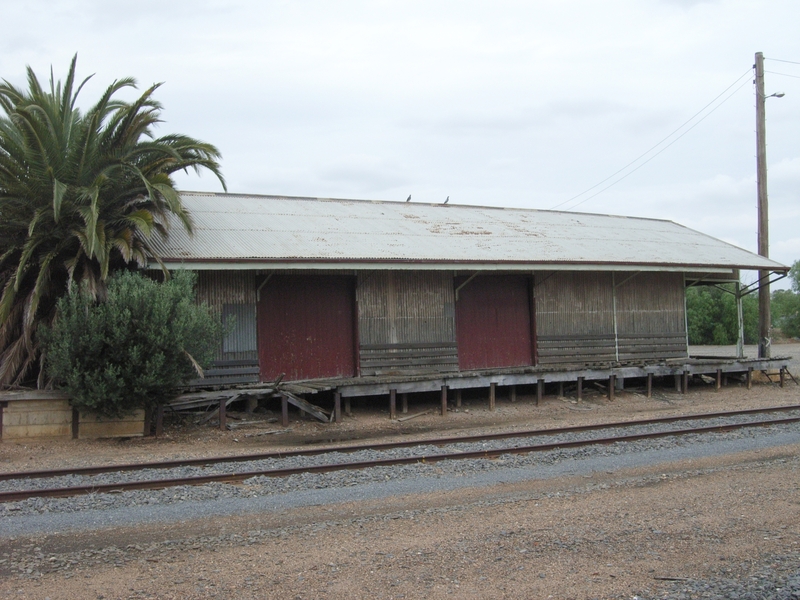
[{"x1": 2, "y1": 404, "x2": 799, "y2": 503}]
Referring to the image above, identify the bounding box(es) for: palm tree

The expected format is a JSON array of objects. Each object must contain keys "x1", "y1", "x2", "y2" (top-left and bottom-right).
[{"x1": 0, "y1": 56, "x2": 225, "y2": 387}]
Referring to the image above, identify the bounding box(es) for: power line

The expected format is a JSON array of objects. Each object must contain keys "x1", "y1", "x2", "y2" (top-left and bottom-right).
[
  {"x1": 550, "y1": 68, "x2": 752, "y2": 211},
  {"x1": 554, "y1": 75, "x2": 752, "y2": 212},
  {"x1": 767, "y1": 57, "x2": 800, "y2": 66},
  {"x1": 765, "y1": 70, "x2": 800, "y2": 80}
]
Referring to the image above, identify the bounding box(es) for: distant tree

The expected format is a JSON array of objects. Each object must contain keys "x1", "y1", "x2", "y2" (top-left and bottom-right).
[
  {"x1": 771, "y1": 259, "x2": 800, "y2": 339},
  {"x1": 772, "y1": 289, "x2": 800, "y2": 338},
  {"x1": 0, "y1": 56, "x2": 225, "y2": 387},
  {"x1": 40, "y1": 270, "x2": 222, "y2": 418},
  {"x1": 686, "y1": 284, "x2": 757, "y2": 345}
]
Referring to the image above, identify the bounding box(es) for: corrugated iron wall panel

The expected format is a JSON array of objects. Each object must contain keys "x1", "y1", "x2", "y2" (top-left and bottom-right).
[
  {"x1": 535, "y1": 272, "x2": 616, "y2": 364},
  {"x1": 615, "y1": 272, "x2": 687, "y2": 359},
  {"x1": 258, "y1": 275, "x2": 356, "y2": 381},
  {"x1": 357, "y1": 271, "x2": 457, "y2": 375},
  {"x1": 456, "y1": 275, "x2": 533, "y2": 370}
]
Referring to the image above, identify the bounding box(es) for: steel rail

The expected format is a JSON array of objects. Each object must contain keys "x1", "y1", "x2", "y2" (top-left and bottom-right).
[
  {"x1": 1, "y1": 414, "x2": 799, "y2": 503},
  {"x1": 0, "y1": 404, "x2": 800, "y2": 481},
  {"x1": 2, "y1": 404, "x2": 799, "y2": 483}
]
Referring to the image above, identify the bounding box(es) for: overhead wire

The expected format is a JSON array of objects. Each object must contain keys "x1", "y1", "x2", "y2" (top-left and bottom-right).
[
  {"x1": 550, "y1": 68, "x2": 753, "y2": 211},
  {"x1": 765, "y1": 70, "x2": 800, "y2": 80},
  {"x1": 767, "y1": 57, "x2": 800, "y2": 66}
]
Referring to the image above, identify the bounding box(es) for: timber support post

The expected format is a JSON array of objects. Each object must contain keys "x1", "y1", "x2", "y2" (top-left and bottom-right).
[
  {"x1": 441, "y1": 385, "x2": 448, "y2": 416},
  {"x1": 401, "y1": 393, "x2": 408, "y2": 414},
  {"x1": 72, "y1": 408, "x2": 80, "y2": 440},
  {"x1": 510, "y1": 385, "x2": 517, "y2": 403},
  {"x1": 456, "y1": 390, "x2": 462, "y2": 408},
  {"x1": 489, "y1": 382, "x2": 496, "y2": 411},
  {"x1": 281, "y1": 395, "x2": 289, "y2": 427},
  {"x1": 608, "y1": 375, "x2": 615, "y2": 401},
  {"x1": 536, "y1": 379, "x2": 544, "y2": 405},
  {"x1": 780, "y1": 367, "x2": 785, "y2": 388},
  {"x1": 334, "y1": 392, "x2": 342, "y2": 423},
  {"x1": 218, "y1": 398, "x2": 227, "y2": 430},
  {"x1": 345, "y1": 397, "x2": 351, "y2": 416},
  {"x1": 558, "y1": 381, "x2": 564, "y2": 398},
  {"x1": 389, "y1": 389, "x2": 397, "y2": 420},
  {"x1": 747, "y1": 368, "x2": 753, "y2": 390},
  {"x1": 577, "y1": 377, "x2": 583, "y2": 401},
  {"x1": 155, "y1": 405, "x2": 164, "y2": 438},
  {"x1": 716, "y1": 369, "x2": 722, "y2": 391},
  {"x1": 682, "y1": 371, "x2": 689, "y2": 394},
  {"x1": 646, "y1": 373, "x2": 653, "y2": 398}
]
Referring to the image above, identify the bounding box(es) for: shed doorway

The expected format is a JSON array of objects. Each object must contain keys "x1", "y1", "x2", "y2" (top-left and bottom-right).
[
  {"x1": 455, "y1": 274, "x2": 534, "y2": 370},
  {"x1": 257, "y1": 275, "x2": 357, "y2": 381}
]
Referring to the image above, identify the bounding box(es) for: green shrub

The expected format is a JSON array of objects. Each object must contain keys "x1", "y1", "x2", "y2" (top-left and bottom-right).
[
  {"x1": 686, "y1": 284, "x2": 758, "y2": 345},
  {"x1": 41, "y1": 270, "x2": 222, "y2": 418}
]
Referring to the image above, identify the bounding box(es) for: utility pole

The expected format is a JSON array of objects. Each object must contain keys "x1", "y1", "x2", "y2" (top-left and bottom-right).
[{"x1": 755, "y1": 51, "x2": 770, "y2": 359}]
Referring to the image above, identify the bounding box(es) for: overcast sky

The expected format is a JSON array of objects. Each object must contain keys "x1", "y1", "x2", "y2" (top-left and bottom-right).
[{"x1": 3, "y1": 1, "x2": 800, "y2": 284}]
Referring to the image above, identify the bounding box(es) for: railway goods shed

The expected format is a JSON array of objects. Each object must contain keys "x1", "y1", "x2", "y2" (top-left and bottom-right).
[{"x1": 148, "y1": 192, "x2": 790, "y2": 421}]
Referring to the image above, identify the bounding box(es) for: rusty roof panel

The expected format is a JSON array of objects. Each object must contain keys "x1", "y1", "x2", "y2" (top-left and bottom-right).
[{"x1": 147, "y1": 192, "x2": 787, "y2": 272}]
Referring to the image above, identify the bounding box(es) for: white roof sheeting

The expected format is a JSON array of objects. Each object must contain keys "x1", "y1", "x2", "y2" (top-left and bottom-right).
[{"x1": 148, "y1": 192, "x2": 787, "y2": 273}]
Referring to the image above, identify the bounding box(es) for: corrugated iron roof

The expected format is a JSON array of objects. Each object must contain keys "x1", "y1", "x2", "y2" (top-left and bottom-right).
[{"x1": 147, "y1": 192, "x2": 787, "y2": 273}]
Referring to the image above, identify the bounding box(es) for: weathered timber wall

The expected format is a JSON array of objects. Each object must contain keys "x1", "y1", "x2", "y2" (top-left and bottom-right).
[
  {"x1": 357, "y1": 271, "x2": 457, "y2": 375},
  {"x1": 535, "y1": 271, "x2": 688, "y2": 364},
  {"x1": 2, "y1": 398, "x2": 72, "y2": 439},
  {"x1": 196, "y1": 271, "x2": 258, "y2": 363},
  {"x1": 535, "y1": 271, "x2": 617, "y2": 364},
  {"x1": 615, "y1": 272, "x2": 687, "y2": 360}
]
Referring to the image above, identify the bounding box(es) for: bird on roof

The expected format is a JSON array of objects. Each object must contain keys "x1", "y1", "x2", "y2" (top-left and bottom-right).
[
  {"x1": 406, "y1": 194, "x2": 411, "y2": 202},
  {"x1": 444, "y1": 196, "x2": 449, "y2": 204}
]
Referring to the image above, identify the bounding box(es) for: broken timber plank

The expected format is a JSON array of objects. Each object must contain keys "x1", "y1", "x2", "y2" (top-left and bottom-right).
[
  {"x1": 397, "y1": 409, "x2": 433, "y2": 422},
  {"x1": 282, "y1": 391, "x2": 330, "y2": 423}
]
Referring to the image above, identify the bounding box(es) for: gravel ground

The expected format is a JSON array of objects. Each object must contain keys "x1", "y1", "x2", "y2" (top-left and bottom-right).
[{"x1": 1, "y1": 347, "x2": 799, "y2": 599}]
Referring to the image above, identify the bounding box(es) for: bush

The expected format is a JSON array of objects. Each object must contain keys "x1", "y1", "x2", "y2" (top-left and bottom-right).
[{"x1": 41, "y1": 270, "x2": 222, "y2": 418}]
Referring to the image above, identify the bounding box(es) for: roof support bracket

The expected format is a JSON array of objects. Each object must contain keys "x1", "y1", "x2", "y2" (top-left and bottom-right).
[
  {"x1": 614, "y1": 271, "x2": 641, "y2": 289},
  {"x1": 455, "y1": 271, "x2": 482, "y2": 302},
  {"x1": 256, "y1": 271, "x2": 275, "y2": 302}
]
